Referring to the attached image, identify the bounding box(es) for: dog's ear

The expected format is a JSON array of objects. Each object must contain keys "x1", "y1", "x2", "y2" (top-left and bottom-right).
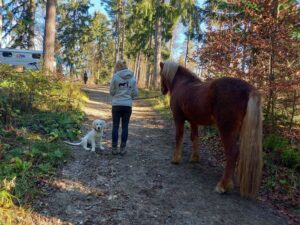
[{"x1": 92, "y1": 120, "x2": 97, "y2": 129}]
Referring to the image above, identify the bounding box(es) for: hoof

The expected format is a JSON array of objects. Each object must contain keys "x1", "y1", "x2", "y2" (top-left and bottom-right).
[
  {"x1": 215, "y1": 183, "x2": 226, "y2": 194},
  {"x1": 171, "y1": 158, "x2": 181, "y2": 164},
  {"x1": 215, "y1": 180, "x2": 234, "y2": 194},
  {"x1": 189, "y1": 155, "x2": 200, "y2": 163}
]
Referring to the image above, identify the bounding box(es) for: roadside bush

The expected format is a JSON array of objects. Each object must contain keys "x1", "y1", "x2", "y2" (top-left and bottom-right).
[
  {"x1": 139, "y1": 89, "x2": 171, "y2": 119},
  {"x1": 263, "y1": 134, "x2": 289, "y2": 152},
  {"x1": 0, "y1": 193, "x2": 33, "y2": 224},
  {"x1": 0, "y1": 140, "x2": 69, "y2": 198},
  {"x1": 263, "y1": 134, "x2": 300, "y2": 169},
  {"x1": 0, "y1": 65, "x2": 86, "y2": 127},
  {"x1": 95, "y1": 68, "x2": 111, "y2": 84},
  {"x1": 0, "y1": 65, "x2": 86, "y2": 222},
  {"x1": 281, "y1": 148, "x2": 300, "y2": 169},
  {"x1": 19, "y1": 110, "x2": 84, "y2": 141}
]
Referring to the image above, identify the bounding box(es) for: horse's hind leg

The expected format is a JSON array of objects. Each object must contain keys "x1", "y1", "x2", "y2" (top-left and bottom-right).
[
  {"x1": 190, "y1": 123, "x2": 199, "y2": 163},
  {"x1": 215, "y1": 131, "x2": 239, "y2": 194},
  {"x1": 172, "y1": 120, "x2": 184, "y2": 164}
]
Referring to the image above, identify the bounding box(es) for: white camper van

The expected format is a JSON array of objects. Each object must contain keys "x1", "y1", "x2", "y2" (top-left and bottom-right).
[{"x1": 0, "y1": 48, "x2": 43, "y2": 70}]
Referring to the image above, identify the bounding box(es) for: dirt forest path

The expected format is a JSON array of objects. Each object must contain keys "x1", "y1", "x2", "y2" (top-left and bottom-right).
[{"x1": 34, "y1": 85, "x2": 287, "y2": 225}]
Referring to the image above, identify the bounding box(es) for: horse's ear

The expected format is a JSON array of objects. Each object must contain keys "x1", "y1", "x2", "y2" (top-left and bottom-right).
[{"x1": 159, "y1": 62, "x2": 164, "y2": 69}]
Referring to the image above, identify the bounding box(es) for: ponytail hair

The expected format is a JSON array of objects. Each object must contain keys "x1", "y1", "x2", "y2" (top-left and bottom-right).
[{"x1": 114, "y1": 60, "x2": 127, "y2": 73}]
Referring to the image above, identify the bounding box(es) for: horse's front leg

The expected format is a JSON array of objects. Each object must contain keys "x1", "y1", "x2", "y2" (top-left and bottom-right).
[
  {"x1": 190, "y1": 123, "x2": 199, "y2": 163},
  {"x1": 172, "y1": 120, "x2": 184, "y2": 164}
]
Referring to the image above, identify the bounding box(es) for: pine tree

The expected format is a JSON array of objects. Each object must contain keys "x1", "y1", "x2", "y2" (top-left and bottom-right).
[
  {"x1": 0, "y1": 0, "x2": 3, "y2": 47},
  {"x1": 153, "y1": 0, "x2": 163, "y2": 88},
  {"x1": 57, "y1": 0, "x2": 91, "y2": 76},
  {"x1": 2, "y1": 0, "x2": 36, "y2": 48},
  {"x1": 105, "y1": 0, "x2": 182, "y2": 88},
  {"x1": 43, "y1": 0, "x2": 56, "y2": 73},
  {"x1": 171, "y1": 0, "x2": 203, "y2": 66},
  {"x1": 84, "y1": 11, "x2": 114, "y2": 82},
  {"x1": 102, "y1": 0, "x2": 127, "y2": 62},
  {"x1": 126, "y1": 0, "x2": 156, "y2": 87}
]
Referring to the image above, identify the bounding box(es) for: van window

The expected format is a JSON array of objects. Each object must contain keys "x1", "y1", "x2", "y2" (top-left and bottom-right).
[
  {"x1": 32, "y1": 53, "x2": 41, "y2": 59},
  {"x1": 2, "y1": 52, "x2": 12, "y2": 57}
]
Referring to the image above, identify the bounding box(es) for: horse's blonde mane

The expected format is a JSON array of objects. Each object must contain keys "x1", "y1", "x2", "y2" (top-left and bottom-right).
[
  {"x1": 162, "y1": 61, "x2": 199, "y2": 84},
  {"x1": 161, "y1": 61, "x2": 179, "y2": 83}
]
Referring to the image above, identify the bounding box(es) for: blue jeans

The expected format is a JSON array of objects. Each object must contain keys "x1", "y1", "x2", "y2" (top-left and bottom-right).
[{"x1": 112, "y1": 106, "x2": 132, "y2": 147}]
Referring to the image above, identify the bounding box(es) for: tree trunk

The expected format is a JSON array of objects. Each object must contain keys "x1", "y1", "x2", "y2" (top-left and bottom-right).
[
  {"x1": 134, "y1": 53, "x2": 139, "y2": 76},
  {"x1": 169, "y1": 33, "x2": 174, "y2": 59},
  {"x1": 115, "y1": 0, "x2": 123, "y2": 63},
  {"x1": 241, "y1": 26, "x2": 247, "y2": 74},
  {"x1": 266, "y1": 0, "x2": 278, "y2": 128},
  {"x1": 120, "y1": 24, "x2": 125, "y2": 60},
  {"x1": 184, "y1": 16, "x2": 192, "y2": 67},
  {"x1": 289, "y1": 90, "x2": 297, "y2": 131},
  {"x1": 70, "y1": 65, "x2": 75, "y2": 77},
  {"x1": 136, "y1": 53, "x2": 141, "y2": 85},
  {"x1": 28, "y1": 0, "x2": 35, "y2": 49},
  {"x1": 114, "y1": 13, "x2": 120, "y2": 63},
  {"x1": 152, "y1": 0, "x2": 163, "y2": 89},
  {"x1": 114, "y1": 35, "x2": 119, "y2": 63},
  {"x1": 134, "y1": 52, "x2": 140, "y2": 78},
  {"x1": 0, "y1": 0, "x2": 2, "y2": 47},
  {"x1": 185, "y1": 32, "x2": 190, "y2": 67},
  {"x1": 43, "y1": 0, "x2": 56, "y2": 74},
  {"x1": 146, "y1": 33, "x2": 153, "y2": 88},
  {"x1": 119, "y1": 0, "x2": 125, "y2": 60},
  {"x1": 115, "y1": 7, "x2": 120, "y2": 63}
]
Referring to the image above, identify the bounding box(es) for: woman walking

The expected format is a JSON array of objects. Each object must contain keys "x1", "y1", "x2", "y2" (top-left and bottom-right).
[{"x1": 109, "y1": 60, "x2": 138, "y2": 155}]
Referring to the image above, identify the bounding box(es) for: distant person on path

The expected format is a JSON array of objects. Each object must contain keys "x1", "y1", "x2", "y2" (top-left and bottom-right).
[
  {"x1": 83, "y1": 71, "x2": 88, "y2": 84},
  {"x1": 109, "y1": 60, "x2": 138, "y2": 155}
]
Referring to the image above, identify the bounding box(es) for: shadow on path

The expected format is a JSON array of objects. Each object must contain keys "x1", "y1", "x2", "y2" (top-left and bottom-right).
[{"x1": 33, "y1": 85, "x2": 287, "y2": 225}]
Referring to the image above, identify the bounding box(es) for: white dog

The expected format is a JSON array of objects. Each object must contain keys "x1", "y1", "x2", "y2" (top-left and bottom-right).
[{"x1": 64, "y1": 119, "x2": 106, "y2": 152}]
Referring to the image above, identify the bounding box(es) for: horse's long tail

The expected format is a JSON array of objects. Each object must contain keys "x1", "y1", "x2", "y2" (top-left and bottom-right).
[{"x1": 237, "y1": 90, "x2": 263, "y2": 198}]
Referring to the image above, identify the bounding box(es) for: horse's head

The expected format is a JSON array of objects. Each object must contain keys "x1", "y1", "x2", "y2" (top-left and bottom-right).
[{"x1": 159, "y1": 62, "x2": 169, "y2": 95}]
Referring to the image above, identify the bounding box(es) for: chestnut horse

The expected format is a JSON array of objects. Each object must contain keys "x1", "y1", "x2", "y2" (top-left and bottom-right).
[{"x1": 159, "y1": 61, "x2": 263, "y2": 198}]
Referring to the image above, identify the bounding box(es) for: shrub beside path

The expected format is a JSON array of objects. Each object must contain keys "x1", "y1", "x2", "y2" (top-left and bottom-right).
[{"x1": 34, "y1": 85, "x2": 287, "y2": 225}]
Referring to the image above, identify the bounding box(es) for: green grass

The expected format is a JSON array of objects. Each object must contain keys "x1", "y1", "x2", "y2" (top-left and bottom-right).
[
  {"x1": 0, "y1": 111, "x2": 83, "y2": 224},
  {"x1": 139, "y1": 89, "x2": 172, "y2": 119},
  {"x1": 18, "y1": 110, "x2": 85, "y2": 141},
  {"x1": 263, "y1": 134, "x2": 300, "y2": 169},
  {"x1": 0, "y1": 111, "x2": 83, "y2": 204},
  {"x1": 0, "y1": 65, "x2": 86, "y2": 224},
  {"x1": 0, "y1": 108, "x2": 84, "y2": 224},
  {"x1": 0, "y1": 177, "x2": 36, "y2": 224}
]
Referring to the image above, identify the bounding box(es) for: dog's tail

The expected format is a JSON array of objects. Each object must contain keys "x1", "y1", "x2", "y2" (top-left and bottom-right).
[{"x1": 63, "y1": 141, "x2": 82, "y2": 146}]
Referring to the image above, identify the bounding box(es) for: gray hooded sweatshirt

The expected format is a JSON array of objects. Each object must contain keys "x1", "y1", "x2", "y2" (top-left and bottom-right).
[{"x1": 109, "y1": 68, "x2": 138, "y2": 107}]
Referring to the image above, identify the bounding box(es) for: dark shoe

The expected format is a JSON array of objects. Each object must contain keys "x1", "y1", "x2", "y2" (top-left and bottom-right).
[
  {"x1": 112, "y1": 146, "x2": 119, "y2": 155},
  {"x1": 119, "y1": 144, "x2": 127, "y2": 156}
]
